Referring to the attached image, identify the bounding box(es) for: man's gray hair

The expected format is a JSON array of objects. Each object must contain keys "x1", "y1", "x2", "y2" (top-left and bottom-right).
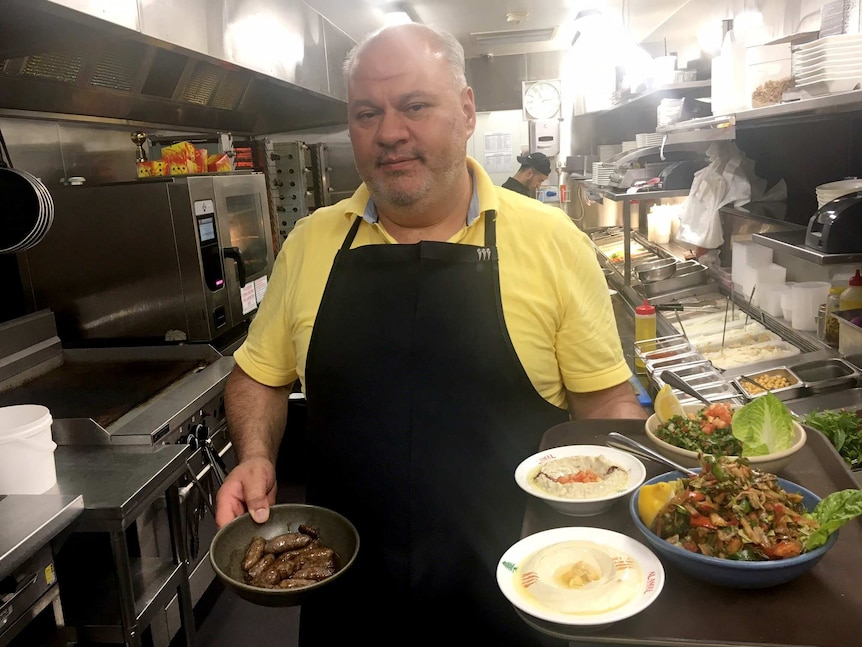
[{"x1": 342, "y1": 23, "x2": 467, "y2": 90}]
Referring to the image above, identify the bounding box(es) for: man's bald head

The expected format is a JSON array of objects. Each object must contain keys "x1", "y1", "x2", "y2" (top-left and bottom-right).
[{"x1": 343, "y1": 23, "x2": 467, "y2": 92}]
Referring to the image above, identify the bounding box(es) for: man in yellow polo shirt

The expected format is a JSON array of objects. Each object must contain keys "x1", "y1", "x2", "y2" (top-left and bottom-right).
[{"x1": 216, "y1": 21, "x2": 645, "y2": 645}]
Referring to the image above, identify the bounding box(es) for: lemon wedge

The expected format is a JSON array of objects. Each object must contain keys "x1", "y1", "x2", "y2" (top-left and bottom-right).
[
  {"x1": 637, "y1": 480, "x2": 683, "y2": 528},
  {"x1": 654, "y1": 384, "x2": 685, "y2": 424}
]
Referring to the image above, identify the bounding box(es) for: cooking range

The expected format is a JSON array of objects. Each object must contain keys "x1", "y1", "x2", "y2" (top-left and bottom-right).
[{"x1": 0, "y1": 309, "x2": 236, "y2": 643}]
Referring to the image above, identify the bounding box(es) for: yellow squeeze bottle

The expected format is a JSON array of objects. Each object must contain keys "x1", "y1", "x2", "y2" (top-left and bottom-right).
[{"x1": 634, "y1": 299, "x2": 656, "y2": 373}]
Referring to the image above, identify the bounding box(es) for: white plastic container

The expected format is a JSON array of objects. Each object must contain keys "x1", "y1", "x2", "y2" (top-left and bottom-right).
[
  {"x1": 0, "y1": 404, "x2": 57, "y2": 494},
  {"x1": 753, "y1": 263, "x2": 786, "y2": 306},
  {"x1": 760, "y1": 283, "x2": 789, "y2": 318},
  {"x1": 781, "y1": 282, "x2": 796, "y2": 321},
  {"x1": 791, "y1": 281, "x2": 831, "y2": 332}
]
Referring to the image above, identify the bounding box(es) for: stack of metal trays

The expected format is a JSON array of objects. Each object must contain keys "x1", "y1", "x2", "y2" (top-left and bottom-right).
[{"x1": 635, "y1": 334, "x2": 745, "y2": 405}]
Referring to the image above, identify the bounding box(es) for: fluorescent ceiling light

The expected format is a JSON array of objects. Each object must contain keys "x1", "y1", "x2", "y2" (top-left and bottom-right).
[
  {"x1": 472, "y1": 27, "x2": 557, "y2": 47},
  {"x1": 383, "y1": 2, "x2": 420, "y2": 25}
]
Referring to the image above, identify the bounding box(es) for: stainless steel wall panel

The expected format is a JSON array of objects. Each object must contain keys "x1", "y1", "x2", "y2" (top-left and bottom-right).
[
  {"x1": 295, "y1": 4, "x2": 328, "y2": 96},
  {"x1": 323, "y1": 20, "x2": 353, "y2": 102},
  {"x1": 139, "y1": 0, "x2": 211, "y2": 56},
  {"x1": 46, "y1": 0, "x2": 140, "y2": 31},
  {"x1": 56, "y1": 122, "x2": 139, "y2": 183},
  {"x1": 0, "y1": 117, "x2": 63, "y2": 183}
]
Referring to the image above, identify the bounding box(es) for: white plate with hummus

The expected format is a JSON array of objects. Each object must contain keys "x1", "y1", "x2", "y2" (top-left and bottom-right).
[
  {"x1": 515, "y1": 445, "x2": 646, "y2": 516},
  {"x1": 497, "y1": 527, "x2": 664, "y2": 630}
]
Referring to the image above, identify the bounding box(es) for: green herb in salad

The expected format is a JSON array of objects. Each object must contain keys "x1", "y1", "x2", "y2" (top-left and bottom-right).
[{"x1": 800, "y1": 409, "x2": 862, "y2": 470}]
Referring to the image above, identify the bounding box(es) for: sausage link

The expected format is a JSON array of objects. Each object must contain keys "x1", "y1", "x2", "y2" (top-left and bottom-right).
[
  {"x1": 298, "y1": 524, "x2": 320, "y2": 539},
  {"x1": 241, "y1": 536, "x2": 266, "y2": 571},
  {"x1": 292, "y1": 564, "x2": 335, "y2": 581},
  {"x1": 245, "y1": 553, "x2": 275, "y2": 582},
  {"x1": 264, "y1": 532, "x2": 313, "y2": 554}
]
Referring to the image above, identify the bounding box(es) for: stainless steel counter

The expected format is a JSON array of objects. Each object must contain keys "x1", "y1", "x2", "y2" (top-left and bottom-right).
[
  {"x1": 48, "y1": 444, "x2": 191, "y2": 532},
  {"x1": 0, "y1": 494, "x2": 83, "y2": 579}
]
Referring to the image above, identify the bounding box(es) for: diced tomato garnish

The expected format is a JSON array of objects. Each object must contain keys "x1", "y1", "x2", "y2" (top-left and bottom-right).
[{"x1": 689, "y1": 515, "x2": 717, "y2": 529}]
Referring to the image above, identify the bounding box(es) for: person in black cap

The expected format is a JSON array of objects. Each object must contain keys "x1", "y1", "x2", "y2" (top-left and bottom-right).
[{"x1": 502, "y1": 152, "x2": 551, "y2": 198}]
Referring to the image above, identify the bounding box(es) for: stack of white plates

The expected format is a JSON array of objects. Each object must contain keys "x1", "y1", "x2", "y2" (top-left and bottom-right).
[
  {"x1": 0, "y1": 167, "x2": 55, "y2": 253},
  {"x1": 793, "y1": 33, "x2": 862, "y2": 95},
  {"x1": 816, "y1": 178, "x2": 862, "y2": 208},
  {"x1": 635, "y1": 132, "x2": 665, "y2": 148},
  {"x1": 597, "y1": 144, "x2": 622, "y2": 161},
  {"x1": 592, "y1": 162, "x2": 614, "y2": 186},
  {"x1": 622, "y1": 140, "x2": 638, "y2": 152}
]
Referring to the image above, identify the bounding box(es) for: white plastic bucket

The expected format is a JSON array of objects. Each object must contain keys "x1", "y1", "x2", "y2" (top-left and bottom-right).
[{"x1": 0, "y1": 404, "x2": 57, "y2": 494}]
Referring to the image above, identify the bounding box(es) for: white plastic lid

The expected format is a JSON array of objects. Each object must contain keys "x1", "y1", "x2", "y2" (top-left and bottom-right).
[{"x1": 0, "y1": 404, "x2": 53, "y2": 444}]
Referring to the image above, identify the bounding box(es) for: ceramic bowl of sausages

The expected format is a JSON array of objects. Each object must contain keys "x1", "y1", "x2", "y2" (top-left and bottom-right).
[
  {"x1": 514, "y1": 445, "x2": 647, "y2": 517},
  {"x1": 209, "y1": 503, "x2": 360, "y2": 607}
]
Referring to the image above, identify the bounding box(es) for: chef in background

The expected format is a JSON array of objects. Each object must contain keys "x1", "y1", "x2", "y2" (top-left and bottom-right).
[
  {"x1": 501, "y1": 151, "x2": 551, "y2": 198},
  {"x1": 216, "y1": 21, "x2": 645, "y2": 645}
]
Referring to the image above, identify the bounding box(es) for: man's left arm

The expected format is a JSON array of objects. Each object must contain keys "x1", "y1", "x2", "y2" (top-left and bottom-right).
[{"x1": 566, "y1": 382, "x2": 647, "y2": 420}]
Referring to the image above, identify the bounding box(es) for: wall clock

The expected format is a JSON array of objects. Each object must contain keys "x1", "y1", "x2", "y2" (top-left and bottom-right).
[{"x1": 522, "y1": 79, "x2": 562, "y2": 120}]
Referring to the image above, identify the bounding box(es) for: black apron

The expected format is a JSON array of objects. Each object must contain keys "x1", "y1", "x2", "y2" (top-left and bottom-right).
[{"x1": 301, "y1": 212, "x2": 568, "y2": 644}]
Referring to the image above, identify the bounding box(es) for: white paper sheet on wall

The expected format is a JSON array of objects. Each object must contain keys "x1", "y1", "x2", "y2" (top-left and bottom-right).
[{"x1": 484, "y1": 131, "x2": 514, "y2": 174}]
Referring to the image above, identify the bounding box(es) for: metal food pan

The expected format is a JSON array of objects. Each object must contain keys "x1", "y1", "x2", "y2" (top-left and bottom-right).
[
  {"x1": 640, "y1": 260, "x2": 709, "y2": 297},
  {"x1": 644, "y1": 351, "x2": 705, "y2": 372},
  {"x1": 733, "y1": 366, "x2": 805, "y2": 401},
  {"x1": 789, "y1": 357, "x2": 861, "y2": 394}
]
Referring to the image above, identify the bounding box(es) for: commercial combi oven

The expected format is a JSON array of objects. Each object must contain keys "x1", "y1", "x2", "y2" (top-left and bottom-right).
[{"x1": 17, "y1": 172, "x2": 275, "y2": 346}]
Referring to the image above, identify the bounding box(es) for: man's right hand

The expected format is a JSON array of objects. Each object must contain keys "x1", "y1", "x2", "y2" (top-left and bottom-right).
[{"x1": 214, "y1": 456, "x2": 278, "y2": 528}]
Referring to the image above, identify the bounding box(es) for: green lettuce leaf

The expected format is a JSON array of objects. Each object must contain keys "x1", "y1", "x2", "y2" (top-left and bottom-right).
[
  {"x1": 731, "y1": 393, "x2": 795, "y2": 456},
  {"x1": 805, "y1": 489, "x2": 862, "y2": 550}
]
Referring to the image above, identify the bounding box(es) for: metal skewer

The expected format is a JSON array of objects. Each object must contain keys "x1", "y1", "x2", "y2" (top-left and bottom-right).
[
  {"x1": 721, "y1": 296, "x2": 730, "y2": 351},
  {"x1": 743, "y1": 285, "x2": 756, "y2": 328}
]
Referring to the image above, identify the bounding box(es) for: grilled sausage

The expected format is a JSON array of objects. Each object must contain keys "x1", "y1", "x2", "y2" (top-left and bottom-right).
[
  {"x1": 241, "y1": 537, "x2": 266, "y2": 571},
  {"x1": 298, "y1": 524, "x2": 320, "y2": 539},
  {"x1": 263, "y1": 532, "x2": 313, "y2": 554},
  {"x1": 245, "y1": 553, "x2": 275, "y2": 582},
  {"x1": 292, "y1": 563, "x2": 335, "y2": 581}
]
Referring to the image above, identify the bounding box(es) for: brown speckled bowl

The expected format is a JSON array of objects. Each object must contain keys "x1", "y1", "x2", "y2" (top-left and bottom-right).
[{"x1": 209, "y1": 503, "x2": 359, "y2": 607}]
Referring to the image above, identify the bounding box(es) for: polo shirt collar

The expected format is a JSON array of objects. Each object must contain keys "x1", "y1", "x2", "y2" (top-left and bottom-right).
[{"x1": 343, "y1": 156, "x2": 499, "y2": 226}]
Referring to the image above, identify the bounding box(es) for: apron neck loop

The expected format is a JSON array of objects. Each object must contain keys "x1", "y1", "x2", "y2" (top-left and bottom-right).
[{"x1": 484, "y1": 210, "x2": 497, "y2": 248}]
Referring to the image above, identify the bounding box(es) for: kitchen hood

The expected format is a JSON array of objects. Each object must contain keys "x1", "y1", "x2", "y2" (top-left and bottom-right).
[{"x1": 0, "y1": 0, "x2": 348, "y2": 135}]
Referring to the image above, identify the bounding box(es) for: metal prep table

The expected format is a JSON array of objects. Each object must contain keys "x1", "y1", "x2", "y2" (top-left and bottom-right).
[
  {"x1": 0, "y1": 494, "x2": 83, "y2": 645},
  {"x1": 48, "y1": 444, "x2": 194, "y2": 647},
  {"x1": 521, "y1": 418, "x2": 862, "y2": 647}
]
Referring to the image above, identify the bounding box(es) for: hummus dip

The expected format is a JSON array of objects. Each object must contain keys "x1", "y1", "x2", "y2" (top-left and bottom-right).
[
  {"x1": 530, "y1": 454, "x2": 628, "y2": 499},
  {"x1": 515, "y1": 540, "x2": 642, "y2": 615}
]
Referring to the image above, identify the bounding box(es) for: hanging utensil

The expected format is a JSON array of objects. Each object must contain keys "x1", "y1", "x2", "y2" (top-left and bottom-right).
[
  {"x1": 673, "y1": 309, "x2": 687, "y2": 339},
  {"x1": 721, "y1": 296, "x2": 730, "y2": 351},
  {"x1": 660, "y1": 370, "x2": 711, "y2": 406},
  {"x1": 743, "y1": 285, "x2": 756, "y2": 328},
  {"x1": 606, "y1": 432, "x2": 697, "y2": 476}
]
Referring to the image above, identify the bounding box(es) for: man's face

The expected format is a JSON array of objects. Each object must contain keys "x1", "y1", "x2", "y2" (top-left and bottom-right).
[
  {"x1": 347, "y1": 31, "x2": 476, "y2": 209},
  {"x1": 528, "y1": 171, "x2": 548, "y2": 191}
]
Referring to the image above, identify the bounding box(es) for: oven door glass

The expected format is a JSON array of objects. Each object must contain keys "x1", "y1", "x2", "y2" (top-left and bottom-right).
[{"x1": 213, "y1": 175, "x2": 274, "y2": 283}]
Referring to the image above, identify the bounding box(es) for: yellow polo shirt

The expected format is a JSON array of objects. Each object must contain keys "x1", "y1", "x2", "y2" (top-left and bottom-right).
[{"x1": 235, "y1": 157, "x2": 631, "y2": 407}]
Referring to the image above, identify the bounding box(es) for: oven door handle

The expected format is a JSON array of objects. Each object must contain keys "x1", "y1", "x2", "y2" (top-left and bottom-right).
[
  {"x1": 222, "y1": 246, "x2": 246, "y2": 288},
  {"x1": 0, "y1": 572, "x2": 39, "y2": 621}
]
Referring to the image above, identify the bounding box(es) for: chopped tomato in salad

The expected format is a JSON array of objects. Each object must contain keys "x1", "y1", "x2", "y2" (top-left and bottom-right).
[{"x1": 654, "y1": 402, "x2": 742, "y2": 456}]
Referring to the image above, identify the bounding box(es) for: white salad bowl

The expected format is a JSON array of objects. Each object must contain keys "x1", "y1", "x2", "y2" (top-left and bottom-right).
[
  {"x1": 514, "y1": 445, "x2": 646, "y2": 516},
  {"x1": 645, "y1": 403, "x2": 807, "y2": 474}
]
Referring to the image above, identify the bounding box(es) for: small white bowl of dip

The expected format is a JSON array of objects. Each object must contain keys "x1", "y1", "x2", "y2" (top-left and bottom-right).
[{"x1": 515, "y1": 445, "x2": 646, "y2": 516}]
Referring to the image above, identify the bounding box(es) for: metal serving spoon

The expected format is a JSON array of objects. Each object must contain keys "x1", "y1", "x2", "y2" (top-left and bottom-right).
[{"x1": 606, "y1": 431, "x2": 697, "y2": 477}]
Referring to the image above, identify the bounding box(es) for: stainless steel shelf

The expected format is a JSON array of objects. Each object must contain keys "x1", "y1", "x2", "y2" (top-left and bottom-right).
[
  {"x1": 580, "y1": 80, "x2": 711, "y2": 117},
  {"x1": 752, "y1": 230, "x2": 862, "y2": 265}
]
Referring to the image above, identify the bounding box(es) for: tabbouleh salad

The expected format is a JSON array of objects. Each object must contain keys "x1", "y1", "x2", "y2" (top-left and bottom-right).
[{"x1": 655, "y1": 402, "x2": 742, "y2": 456}]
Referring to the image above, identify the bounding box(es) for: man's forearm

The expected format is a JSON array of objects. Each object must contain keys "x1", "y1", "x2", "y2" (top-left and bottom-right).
[
  {"x1": 567, "y1": 381, "x2": 648, "y2": 420},
  {"x1": 225, "y1": 365, "x2": 292, "y2": 463}
]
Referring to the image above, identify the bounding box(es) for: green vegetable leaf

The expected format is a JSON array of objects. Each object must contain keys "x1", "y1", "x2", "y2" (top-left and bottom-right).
[
  {"x1": 801, "y1": 408, "x2": 862, "y2": 469},
  {"x1": 731, "y1": 393, "x2": 795, "y2": 456},
  {"x1": 805, "y1": 489, "x2": 862, "y2": 550}
]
